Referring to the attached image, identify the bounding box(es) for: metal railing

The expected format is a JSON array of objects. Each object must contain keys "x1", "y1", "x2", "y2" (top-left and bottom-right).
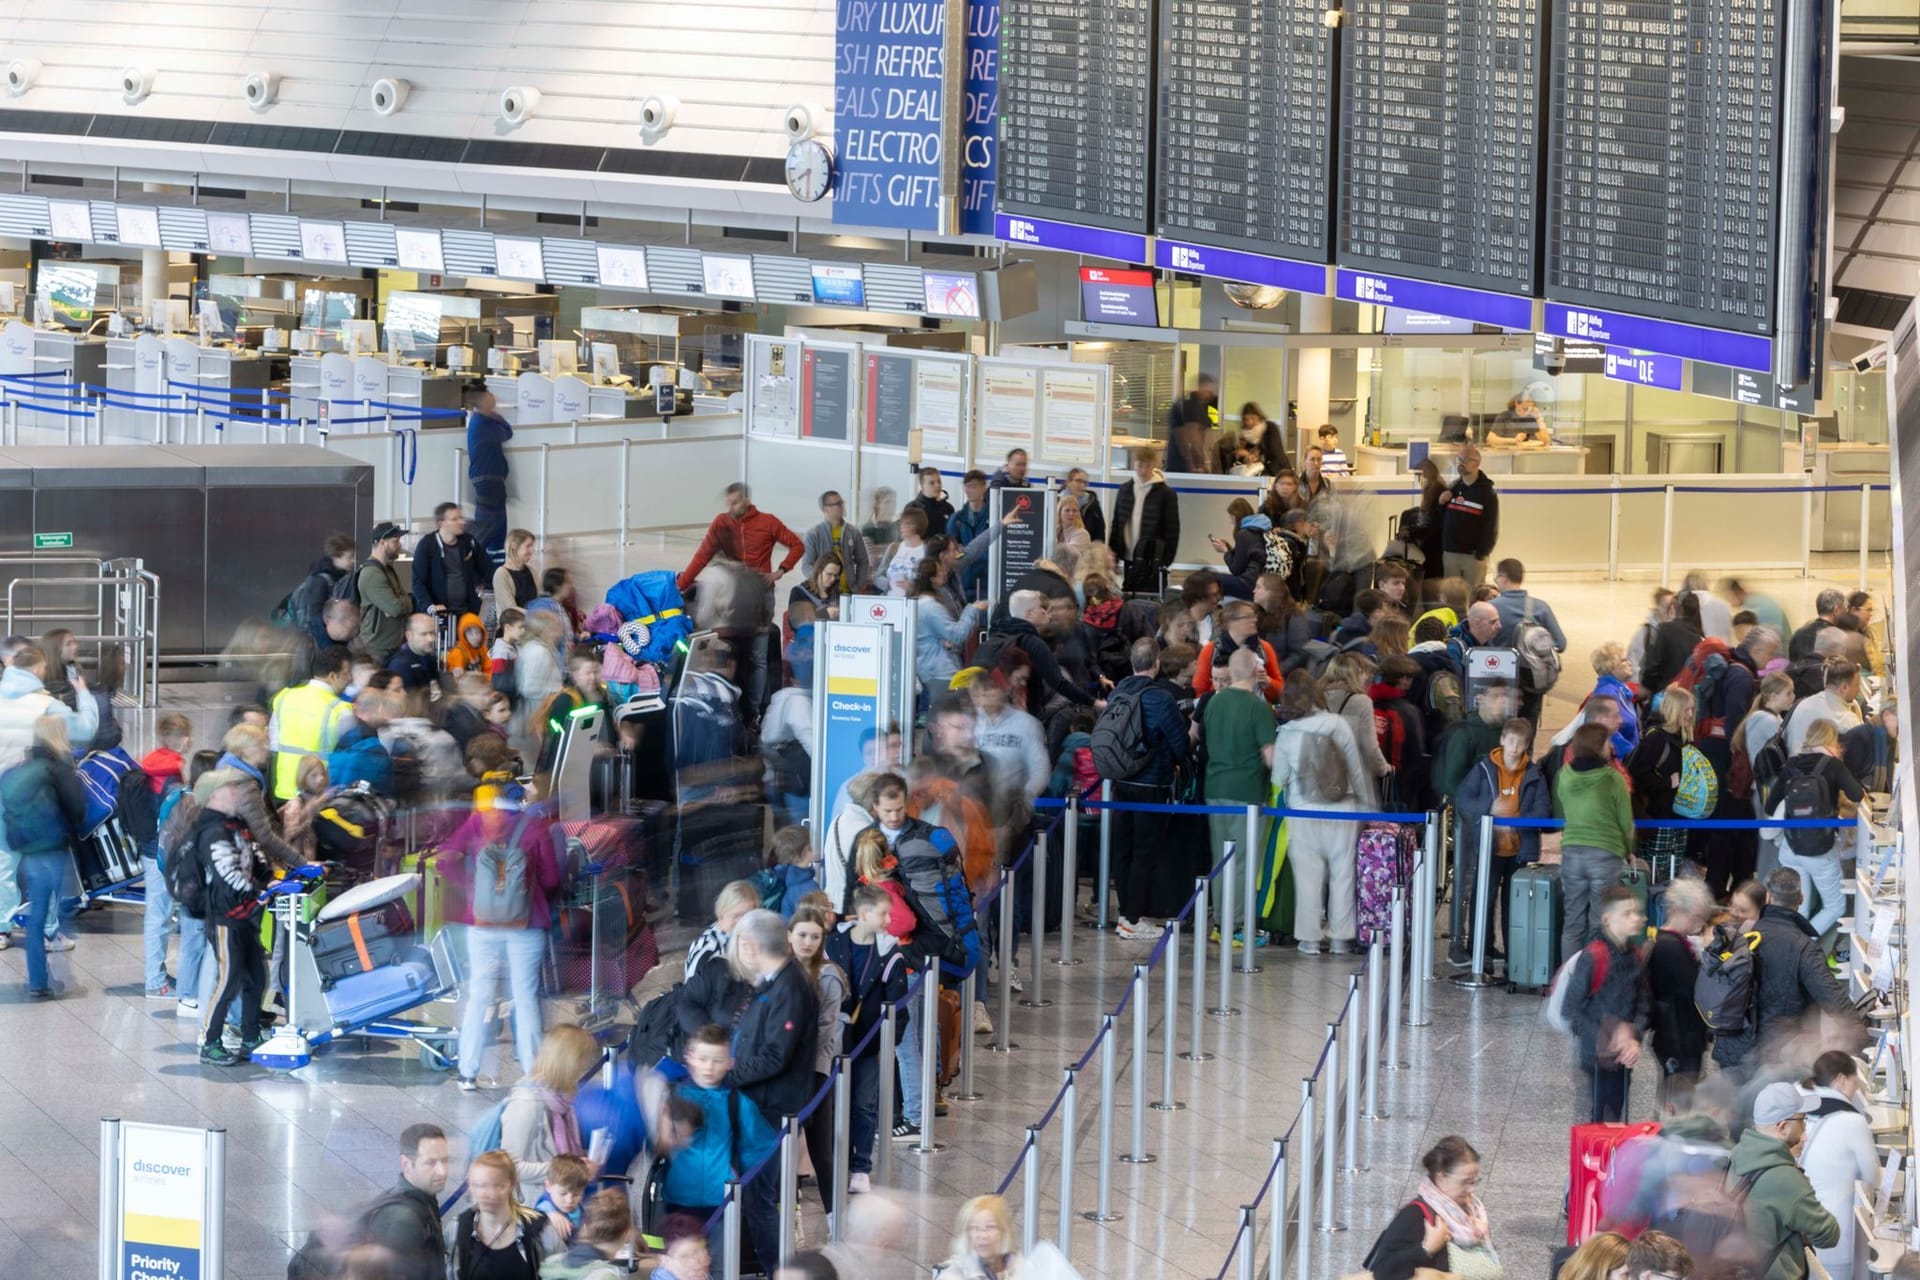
[{"x1": 0, "y1": 556, "x2": 160, "y2": 705}]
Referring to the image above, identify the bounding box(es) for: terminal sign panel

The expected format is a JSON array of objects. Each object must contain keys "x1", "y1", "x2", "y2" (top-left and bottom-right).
[
  {"x1": 1337, "y1": 0, "x2": 1543, "y2": 299},
  {"x1": 998, "y1": 0, "x2": 1153, "y2": 233},
  {"x1": 1156, "y1": 0, "x2": 1333, "y2": 264},
  {"x1": 1546, "y1": 0, "x2": 1783, "y2": 337}
]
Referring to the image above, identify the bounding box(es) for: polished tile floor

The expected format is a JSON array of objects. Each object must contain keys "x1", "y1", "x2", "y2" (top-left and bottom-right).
[{"x1": 0, "y1": 543, "x2": 1888, "y2": 1277}]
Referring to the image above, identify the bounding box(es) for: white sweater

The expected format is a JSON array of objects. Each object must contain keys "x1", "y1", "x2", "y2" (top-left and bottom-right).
[{"x1": 1799, "y1": 1085, "x2": 1878, "y2": 1274}]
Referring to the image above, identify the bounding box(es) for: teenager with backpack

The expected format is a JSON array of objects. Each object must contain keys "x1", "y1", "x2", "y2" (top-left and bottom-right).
[
  {"x1": 436, "y1": 798, "x2": 564, "y2": 1090},
  {"x1": 1735, "y1": 673, "x2": 1799, "y2": 881},
  {"x1": 138, "y1": 713, "x2": 191, "y2": 1000},
  {"x1": 187, "y1": 769, "x2": 273, "y2": 1063},
  {"x1": 1774, "y1": 720, "x2": 1864, "y2": 941},
  {"x1": 451, "y1": 1149, "x2": 547, "y2": 1279},
  {"x1": 1097, "y1": 639, "x2": 1192, "y2": 941},
  {"x1": 2, "y1": 716, "x2": 88, "y2": 998},
  {"x1": 1564, "y1": 885, "x2": 1650, "y2": 1123}
]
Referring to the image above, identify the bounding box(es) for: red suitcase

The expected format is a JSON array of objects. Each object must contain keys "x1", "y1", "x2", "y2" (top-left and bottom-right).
[{"x1": 1568, "y1": 1121, "x2": 1660, "y2": 1244}]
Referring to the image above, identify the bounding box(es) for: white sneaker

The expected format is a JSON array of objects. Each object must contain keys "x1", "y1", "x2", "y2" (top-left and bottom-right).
[
  {"x1": 44, "y1": 933, "x2": 75, "y2": 952},
  {"x1": 973, "y1": 1003, "x2": 993, "y2": 1036},
  {"x1": 1007, "y1": 967, "x2": 1024, "y2": 993},
  {"x1": 1117, "y1": 918, "x2": 1164, "y2": 941},
  {"x1": 849, "y1": 1172, "x2": 872, "y2": 1195},
  {"x1": 176, "y1": 998, "x2": 200, "y2": 1020}
]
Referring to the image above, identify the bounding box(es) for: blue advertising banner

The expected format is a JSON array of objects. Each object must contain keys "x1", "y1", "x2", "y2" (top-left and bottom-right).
[
  {"x1": 835, "y1": 0, "x2": 948, "y2": 230},
  {"x1": 961, "y1": 0, "x2": 997, "y2": 235}
]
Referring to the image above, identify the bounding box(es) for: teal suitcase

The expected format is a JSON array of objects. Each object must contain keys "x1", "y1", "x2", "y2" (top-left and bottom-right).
[{"x1": 1506, "y1": 865, "x2": 1561, "y2": 993}]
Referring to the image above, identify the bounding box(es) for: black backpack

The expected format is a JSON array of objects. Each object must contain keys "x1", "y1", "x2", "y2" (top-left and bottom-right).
[
  {"x1": 165, "y1": 818, "x2": 211, "y2": 920},
  {"x1": 1751, "y1": 733, "x2": 1791, "y2": 813},
  {"x1": 1694, "y1": 923, "x2": 1761, "y2": 1034},
  {"x1": 1780, "y1": 761, "x2": 1838, "y2": 857},
  {"x1": 1090, "y1": 682, "x2": 1152, "y2": 780},
  {"x1": 332, "y1": 566, "x2": 364, "y2": 609},
  {"x1": 273, "y1": 570, "x2": 332, "y2": 633}
]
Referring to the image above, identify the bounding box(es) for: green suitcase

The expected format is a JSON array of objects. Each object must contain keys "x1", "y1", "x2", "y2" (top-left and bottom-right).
[{"x1": 1506, "y1": 865, "x2": 1561, "y2": 993}]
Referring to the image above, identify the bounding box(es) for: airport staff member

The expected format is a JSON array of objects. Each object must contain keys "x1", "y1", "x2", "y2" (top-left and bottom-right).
[
  {"x1": 267, "y1": 645, "x2": 354, "y2": 801},
  {"x1": 465, "y1": 389, "x2": 514, "y2": 564},
  {"x1": 1485, "y1": 394, "x2": 1550, "y2": 447}
]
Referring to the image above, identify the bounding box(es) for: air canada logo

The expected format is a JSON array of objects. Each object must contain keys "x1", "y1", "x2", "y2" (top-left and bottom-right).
[
  {"x1": 1014, "y1": 495, "x2": 1031, "y2": 512},
  {"x1": 868, "y1": 604, "x2": 888, "y2": 621}
]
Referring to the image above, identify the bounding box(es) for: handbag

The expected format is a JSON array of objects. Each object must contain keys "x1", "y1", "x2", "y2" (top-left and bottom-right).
[{"x1": 1446, "y1": 1241, "x2": 1505, "y2": 1280}]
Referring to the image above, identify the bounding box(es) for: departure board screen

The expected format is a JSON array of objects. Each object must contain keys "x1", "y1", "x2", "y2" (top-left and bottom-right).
[
  {"x1": 1337, "y1": 0, "x2": 1544, "y2": 297},
  {"x1": 1155, "y1": 0, "x2": 1333, "y2": 262},
  {"x1": 1546, "y1": 0, "x2": 1782, "y2": 335},
  {"x1": 998, "y1": 0, "x2": 1154, "y2": 233}
]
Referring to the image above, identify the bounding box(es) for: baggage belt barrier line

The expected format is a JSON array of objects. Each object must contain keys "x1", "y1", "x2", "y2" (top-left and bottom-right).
[
  {"x1": 1489, "y1": 815, "x2": 1856, "y2": 830},
  {"x1": 1037, "y1": 796, "x2": 1429, "y2": 824}
]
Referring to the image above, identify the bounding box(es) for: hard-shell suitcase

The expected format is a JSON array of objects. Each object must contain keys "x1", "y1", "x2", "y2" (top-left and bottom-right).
[
  {"x1": 1506, "y1": 865, "x2": 1562, "y2": 992},
  {"x1": 323, "y1": 955, "x2": 437, "y2": 1026},
  {"x1": 1567, "y1": 1121, "x2": 1661, "y2": 1245},
  {"x1": 1356, "y1": 822, "x2": 1411, "y2": 944},
  {"x1": 74, "y1": 817, "x2": 141, "y2": 893},
  {"x1": 311, "y1": 899, "x2": 417, "y2": 985}
]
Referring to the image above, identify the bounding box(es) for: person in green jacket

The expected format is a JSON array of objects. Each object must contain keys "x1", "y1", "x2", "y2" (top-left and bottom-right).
[
  {"x1": 357, "y1": 523, "x2": 411, "y2": 665},
  {"x1": 1204, "y1": 648, "x2": 1278, "y2": 943},
  {"x1": 1727, "y1": 1082, "x2": 1841, "y2": 1280},
  {"x1": 1554, "y1": 722, "x2": 1639, "y2": 962},
  {"x1": 1435, "y1": 680, "x2": 1511, "y2": 968}
]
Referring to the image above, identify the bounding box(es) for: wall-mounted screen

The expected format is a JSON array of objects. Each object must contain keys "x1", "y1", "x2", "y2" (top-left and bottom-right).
[
  {"x1": 299, "y1": 220, "x2": 348, "y2": 263},
  {"x1": 1079, "y1": 267, "x2": 1159, "y2": 326},
  {"x1": 811, "y1": 263, "x2": 866, "y2": 307},
  {"x1": 923, "y1": 271, "x2": 980, "y2": 319},
  {"x1": 394, "y1": 227, "x2": 444, "y2": 272},
  {"x1": 114, "y1": 206, "x2": 162, "y2": 248},
  {"x1": 701, "y1": 253, "x2": 756, "y2": 300},
  {"x1": 1383, "y1": 307, "x2": 1475, "y2": 335},
  {"x1": 493, "y1": 236, "x2": 545, "y2": 281},
  {"x1": 47, "y1": 200, "x2": 92, "y2": 242},
  {"x1": 207, "y1": 212, "x2": 253, "y2": 256},
  {"x1": 597, "y1": 245, "x2": 650, "y2": 291}
]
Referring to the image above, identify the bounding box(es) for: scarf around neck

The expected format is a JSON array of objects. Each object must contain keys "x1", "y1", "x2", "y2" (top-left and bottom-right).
[{"x1": 1417, "y1": 1177, "x2": 1491, "y2": 1248}]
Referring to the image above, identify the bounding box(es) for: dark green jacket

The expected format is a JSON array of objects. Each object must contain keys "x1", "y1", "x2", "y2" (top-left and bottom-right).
[
  {"x1": 1433, "y1": 716, "x2": 1502, "y2": 799},
  {"x1": 1726, "y1": 1129, "x2": 1840, "y2": 1280}
]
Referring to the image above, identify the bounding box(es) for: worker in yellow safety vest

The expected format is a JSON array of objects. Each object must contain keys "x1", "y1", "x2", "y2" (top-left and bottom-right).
[{"x1": 268, "y1": 645, "x2": 355, "y2": 801}]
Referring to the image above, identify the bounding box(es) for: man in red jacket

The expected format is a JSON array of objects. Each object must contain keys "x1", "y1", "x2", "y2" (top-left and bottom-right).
[{"x1": 678, "y1": 483, "x2": 804, "y2": 719}]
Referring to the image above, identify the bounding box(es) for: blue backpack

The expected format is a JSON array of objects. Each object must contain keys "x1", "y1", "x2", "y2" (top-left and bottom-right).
[
  {"x1": 466, "y1": 1093, "x2": 512, "y2": 1158},
  {"x1": 605, "y1": 570, "x2": 694, "y2": 668}
]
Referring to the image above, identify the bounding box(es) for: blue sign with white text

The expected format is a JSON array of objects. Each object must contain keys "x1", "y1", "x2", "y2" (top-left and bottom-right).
[
  {"x1": 1153, "y1": 239, "x2": 1326, "y2": 294},
  {"x1": 834, "y1": 0, "x2": 947, "y2": 230},
  {"x1": 1335, "y1": 270, "x2": 1532, "y2": 331},
  {"x1": 961, "y1": 0, "x2": 998, "y2": 235},
  {"x1": 995, "y1": 213, "x2": 1149, "y2": 263},
  {"x1": 1545, "y1": 303, "x2": 1772, "y2": 374},
  {"x1": 1604, "y1": 349, "x2": 1683, "y2": 391}
]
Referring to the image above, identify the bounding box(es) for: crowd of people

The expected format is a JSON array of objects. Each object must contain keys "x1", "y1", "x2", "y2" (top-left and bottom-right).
[{"x1": 0, "y1": 412, "x2": 1899, "y2": 1280}]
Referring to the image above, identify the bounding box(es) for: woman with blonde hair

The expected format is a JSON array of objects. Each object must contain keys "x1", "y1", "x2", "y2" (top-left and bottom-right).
[
  {"x1": 451, "y1": 1148, "x2": 545, "y2": 1278},
  {"x1": 853, "y1": 827, "x2": 916, "y2": 946},
  {"x1": 1735, "y1": 670, "x2": 1798, "y2": 878},
  {"x1": 1556, "y1": 1230, "x2": 1628, "y2": 1280},
  {"x1": 936, "y1": 1194, "x2": 1022, "y2": 1280},
  {"x1": 1626, "y1": 686, "x2": 1696, "y2": 868},
  {"x1": 1322, "y1": 653, "x2": 1393, "y2": 786},
  {"x1": 499, "y1": 1023, "x2": 600, "y2": 1204},
  {"x1": 1369, "y1": 615, "x2": 1412, "y2": 658}
]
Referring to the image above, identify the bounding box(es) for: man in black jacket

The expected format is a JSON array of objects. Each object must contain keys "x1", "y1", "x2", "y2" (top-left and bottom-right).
[
  {"x1": 903, "y1": 467, "x2": 954, "y2": 540},
  {"x1": 360, "y1": 1123, "x2": 451, "y2": 1280},
  {"x1": 727, "y1": 909, "x2": 819, "y2": 1270},
  {"x1": 987, "y1": 591, "x2": 1095, "y2": 708},
  {"x1": 1712, "y1": 870, "x2": 1861, "y2": 1077},
  {"x1": 411, "y1": 502, "x2": 492, "y2": 618},
  {"x1": 1438, "y1": 446, "x2": 1499, "y2": 586},
  {"x1": 1102, "y1": 639, "x2": 1193, "y2": 941},
  {"x1": 1109, "y1": 447, "x2": 1181, "y2": 594}
]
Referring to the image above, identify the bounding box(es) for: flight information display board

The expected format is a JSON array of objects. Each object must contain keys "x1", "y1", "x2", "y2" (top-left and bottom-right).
[
  {"x1": 1155, "y1": 0, "x2": 1333, "y2": 263},
  {"x1": 1546, "y1": 0, "x2": 1784, "y2": 337},
  {"x1": 1337, "y1": 0, "x2": 1544, "y2": 298},
  {"x1": 998, "y1": 0, "x2": 1154, "y2": 233}
]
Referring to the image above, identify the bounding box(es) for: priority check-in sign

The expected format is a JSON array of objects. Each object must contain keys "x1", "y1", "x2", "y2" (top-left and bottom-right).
[{"x1": 102, "y1": 1119, "x2": 226, "y2": 1280}]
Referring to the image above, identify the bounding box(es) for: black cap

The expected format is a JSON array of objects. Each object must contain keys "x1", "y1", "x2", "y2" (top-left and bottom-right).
[{"x1": 370, "y1": 522, "x2": 403, "y2": 542}]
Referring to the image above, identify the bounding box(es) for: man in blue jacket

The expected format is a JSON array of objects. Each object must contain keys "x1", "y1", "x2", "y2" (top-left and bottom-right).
[
  {"x1": 465, "y1": 389, "x2": 513, "y2": 565},
  {"x1": 947, "y1": 470, "x2": 992, "y2": 601},
  {"x1": 1101, "y1": 638, "x2": 1192, "y2": 941}
]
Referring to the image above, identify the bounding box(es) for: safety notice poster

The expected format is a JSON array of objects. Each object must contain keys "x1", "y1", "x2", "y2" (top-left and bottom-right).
[{"x1": 978, "y1": 364, "x2": 1038, "y2": 453}]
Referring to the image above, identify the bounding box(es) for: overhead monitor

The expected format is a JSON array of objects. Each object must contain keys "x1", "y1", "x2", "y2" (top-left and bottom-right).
[
  {"x1": 394, "y1": 227, "x2": 444, "y2": 273},
  {"x1": 114, "y1": 206, "x2": 162, "y2": 249},
  {"x1": 810, "y1": 263, "x2": 866, "y2": 307},
  {"x1": 597, "y1": 244, "x2": 650, "y2": 291},
  {"x1": 299, "y1": 220, "x2": 349, "y2": 263},
  {"x1": 47, "y1": 199, "x2": 93, "y2": 242},
  {"x1": 1383, "y1": 307, "x2": 1475, "y2": 336},
  {"x1": 923, "y1": 270, "x2": 980, "y2": 319},
  {"x1": 701, "y1": 253, "x2": 756, "y2": 301},
  {"x1": 492, "y1": 235, "x2": 545, "y2": 282},
  {"x1": 206, "y1": 212, "x2": 253, "y2": 256},
  {"x1": 1079, "y1": 267, "x2": 1159, "y2": 326}
]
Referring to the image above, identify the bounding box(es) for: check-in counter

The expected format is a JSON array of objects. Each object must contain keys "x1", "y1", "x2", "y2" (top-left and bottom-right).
[
  {"x1": 32, "y1": 328, "x2": 108, "y2": 388},
  {"x1": 1808, "y1": 443, "x2": 1891, "y2": 552},
  {"x1": 1353, "y1": 440, "x2": 1589, "y2": 476}
]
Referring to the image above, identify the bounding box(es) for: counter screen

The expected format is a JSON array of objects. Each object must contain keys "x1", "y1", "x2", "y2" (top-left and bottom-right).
[
  {"x1": 1080, "y1": 267, "x2": 1159, "y2": 326},
  {"x1": 923, "y1": 271, "x2": 981, "y2": 319}
]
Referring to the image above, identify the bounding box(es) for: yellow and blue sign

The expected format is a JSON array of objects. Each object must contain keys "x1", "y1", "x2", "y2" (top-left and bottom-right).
[{"x1": 115, "y1": 1122, "x2": 216, "y2": 1280}]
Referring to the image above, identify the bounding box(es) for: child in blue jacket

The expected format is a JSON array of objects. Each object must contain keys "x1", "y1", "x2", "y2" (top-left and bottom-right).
[{"x1": 662, "y1": 1024, "x2": 780, "y2": 1259}]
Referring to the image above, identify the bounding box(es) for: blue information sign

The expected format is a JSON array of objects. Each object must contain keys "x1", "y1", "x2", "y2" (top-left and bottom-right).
[
  {"x1": 1604, "y1": 349, "x2": 1684, "y2": 391},
  {"x1": 812, "y1": 624, "x2": 887, "y2": 831},
  {"x1": 1545, "y1": 304, "x2": 1772, "y2": 375},
  {"x1": 994, "y1": 213, "x2": 1149, "y2": 263},
  {"x1": 834, "y1": 0, "x2": 948, "y2": 230},
  {"x1": 1152, "y1": 239, "x2": 1326, "y2": 295},
  {"x1": 1335, "y1": 269, "x2": 1532, "y2": 332}
]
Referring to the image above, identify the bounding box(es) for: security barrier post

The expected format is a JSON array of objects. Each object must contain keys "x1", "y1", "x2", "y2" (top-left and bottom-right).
[
  {"x1": 1242, "y1": 804, "x2": 1262, "y2": 973},
  {"x1": 1056, "y1": 797, "x2": 1081, "y2": 966},
  {"x1": 914, "y1": 974, "x2": 945, "y2": 1154},
  {"x1": 1153, "y1": 921, "x2": 1186, "y2": 1108},
  {"x1": 1319, "y1": 1026, "x2": 1344, "y2": 1232},
  {"x1": 1269, "y1": 1139, "x2": 1289, "y2": 1280},
  {"x1": 830, "y1": 1060, "x2": 851, "y2": 1241},
  {"x1": 1084, "y1": 1016, "x2": 1121, "y2": 1222},
  {"x1": 876, "y1": 1007, "x2": 897, "y2": 1186},
  {"x1": 1212, "y1": 840, "x2": 1238, "y2": 1016},
  {"x1": 1096, "y1": 780, "x2": 1113, "y2": 929},
  {"x1": 1182, "y1": 877, "x2": 1213, "y2": 1062},
  {"x1": 1342, "y1": 979, "x2": 1363, "y2": 1173},
  {"x1": 1056, "y1": 1067, "x2": 1079, "y2": 1253},
  {"x1": 778, "y1": 1119, "x2": 798, "y2": 1267},
  {"x1": 1021, "y1": 831, "x2": 1052, "y2": 1009},
  {"x1": 1452, "y1": 818, "x2": 1499, "y2": 989},
  {"x1": 1296, "y1": 1081, "x2": 1315, "y2": 1280},
  {"x1": 1363, "y1": 940, "x2": 1387, "y2": 1117},
  {"x1": 1022, "y1": 1129, "x2": 1042, "y2": 1256},
  {"x1": 989, "y1": 868, "x2": 1018, "y2": 1052},
  {"x1": 951, "y1": 971, "x2": 983, "y2": 1101},
  {"x1": 1121, "y1": 964, "x2": 1156, "y2": 1163},
  {"x1": 722, "y1": 1181, "x2": 742, "y2": 1280}
]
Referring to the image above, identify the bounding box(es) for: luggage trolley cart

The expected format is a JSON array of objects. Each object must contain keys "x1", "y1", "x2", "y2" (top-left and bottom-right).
[{"x1": 252, "y1": 871, "x2": 462, "y2": 1073}]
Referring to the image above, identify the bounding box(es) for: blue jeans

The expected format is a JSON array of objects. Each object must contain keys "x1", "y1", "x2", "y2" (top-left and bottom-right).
[
  {"x1": 459, "y1": 926, "x2": 546, "y2": 1079},
  {"x1": 849, "y1": 1053, "x2": 880, "y2": 1173},
  {"x1": 142, "y1": 855, "x2": 176, "y2": 992},
  {"x1": 0, "y1": 845, "x2": 59, "y2": 939},
  {"x1": 16, "y1": 852, "x2": 70, "y2": 991},
  {"x1": 896, "y1": 1005, "x2": 924, "y2": 1126},
  {"x1": 178, "y1": 919, "x2": 213, "y2": 1006}
]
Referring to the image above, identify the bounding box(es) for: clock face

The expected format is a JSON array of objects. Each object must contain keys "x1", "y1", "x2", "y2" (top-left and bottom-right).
[{"x1": 786, "y1": 140, "x2": 834, "y2": 203}]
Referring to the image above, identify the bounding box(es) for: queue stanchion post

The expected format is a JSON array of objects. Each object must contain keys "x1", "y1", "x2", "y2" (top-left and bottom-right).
[
  {"x1": 951, "y1": 971, "x2": 983, "y2": 1101},
  {"x1": 722, "y1": 1181, "x2": 742, "y2": 1280},
  {"x1": 1084, "y1": 1016, "x2": 1121, "y2": 1222},
  {"x1": 1211, "y1": 839, "x2": 1238, "y2": 1016},
  {"x1": 830, "y1": 1059, "x2": 851, "y2": 1242},
  {"x1": 989, "y1": 867, "x2": 1018, "y2": 1052},
  {"x1": 1362, "y1": 939, "x2": 1387, "y2": 1117},
  {"x1": 1056, "y1": 1067, "x2": 1079, "y2": 1253},
  {"x1": 1022, "y1": 1128, "x2": 1042, "y2": 1256},
  {"x1": 1269, "y1": 1139, "x2": 1289, "y2": 1280},
  {"x1": 1236, "y1": 1206, "x2": 1257, "y2": 1280},
  {"x1": 1242, "y1": 804, "x2": 1262, "y2": 973},
  {"x1": 1452, "y1": 818, "x2": 1499, "y2": 989},
  {"x1": 1020, "y1": 830, "x2": 1052, "y2": 1009},
  {"x1": 1341, "y1": 978, "x2": 1362, "y2": 1173},
  {"x1": 1152, "y1": 920, "x2": 1186, "y2": 1109},
  {"x1": 1181, "y1": 877, "x2": 1213, "y2": 1062},
  {"x1": 777, "y1": 1118, "x2": 798, "y2": 1268},
  {"x1": 913, "y1": 973, "x2": 945, "y2": 1154},
  {"x1": 1056, "y1": 798, "x2": 1081, "y2": 967},
  {"x1": 1121, "y1": 964, "x2": 1156, "y2": 1162},
  {"x1": 1096, "y1": 781, "x2": 1113, "y2": 929},
  {"x1": 1387, "y1": 887, "x2": 1409, "y2": 1056},
  {"x1": 876, "y1": 1004, "x2": 897, "y2": 1186},
  {"x1": 1446, "y1": 805, "x2": 1468, "y2": 964},
  {"x1": 1296, "y1": 1080, "x2": 1315, "y2": 1280},
  {"x1": 1318, "y1": 1024, "x2": 1344, "y2": 1232}
]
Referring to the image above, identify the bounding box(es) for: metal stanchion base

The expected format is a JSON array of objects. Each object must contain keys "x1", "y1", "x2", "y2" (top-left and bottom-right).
[
  {"x1": 1082, "y1": 1210, "x2": 1124, "y2": 1223},
  {"x1": 1177, "y1": 1050, "x2": 1215, "y2": 1062},
  {"x1": 1237, "y1": 963, "x2": 1264, "y2": 975},
  {"x1": 1051, "y1": 958, "x2": 1084, "y2": 967},
  {"x1": 1450, "y1": 970, "x2": 1500, "y2": 990},
  {"x1": 950, "y1": 1089, "x2": 985, "y2": 1102},
  {"x1": 1340, "y1": 1165, "x2": 1369, "y2": 1177},
  {"x1": 1017, "y1": 998, "x2": 1054, "y2": 1009},
  {"x1": 911, "y1": 1141, "x2": 947, "y2": 1155},
  {"x1": 986, "y1": 1041, "x2": 1020, "y2": 1054},
  {"x1": 1206, "y1": 1005, "x2": 1241, "y2": 1017},
  {"x1": 1315, "y1": 1223, "x2": 1349, "y2": 1234},
  {"x1": 1360, "y1": 1109, "x2": 1389, "y2": 1121},
  {"x1": 1118, "y1": 1151, "x2": 1158, "y2": 1164},
  {"x1": 1148, "y1": 1101, "x2": 1187, "y2": 1112}
]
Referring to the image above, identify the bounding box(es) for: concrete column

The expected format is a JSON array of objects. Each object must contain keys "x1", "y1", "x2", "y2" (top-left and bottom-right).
[
  {"x1": 142, "y1": 249, "x2": 167, "y2": 316},
  {"x1": 1294, "y1": 295, "x2": 1334, "y2": 459}
]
